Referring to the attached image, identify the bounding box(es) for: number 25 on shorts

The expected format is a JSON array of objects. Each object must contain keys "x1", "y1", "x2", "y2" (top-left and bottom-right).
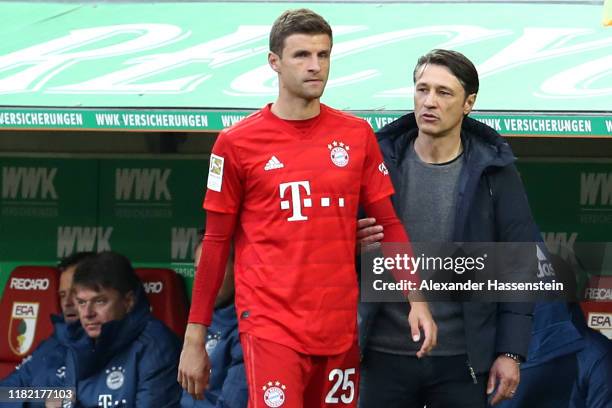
[{"x1": 325, "y1": 368, "x2": 356, "y2": 404}]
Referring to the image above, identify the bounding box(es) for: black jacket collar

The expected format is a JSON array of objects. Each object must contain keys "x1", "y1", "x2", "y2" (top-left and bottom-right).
[{"x1": 376, "y1": 112, "x2": 515, "y2": 170}]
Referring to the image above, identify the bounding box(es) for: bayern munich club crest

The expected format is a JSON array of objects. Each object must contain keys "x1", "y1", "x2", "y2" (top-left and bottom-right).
[
  {"x1": 328, "y1": 141, "x2": 350, "y2": 167},
  {"x1": 262, "y1": 381, "x2": 287, "y2": 407},
  {"x1": 105, "y1": 366, "x2": 125, "y2": 390}
]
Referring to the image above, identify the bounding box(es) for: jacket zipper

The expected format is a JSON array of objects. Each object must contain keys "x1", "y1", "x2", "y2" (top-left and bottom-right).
[{"x1": 467, "y1": 360, "x2": 478, "y2": 384}]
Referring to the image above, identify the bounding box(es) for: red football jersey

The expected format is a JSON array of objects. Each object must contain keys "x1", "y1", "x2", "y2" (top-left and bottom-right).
[{"x1": 203, "y1": 104, "x2": 393, "y2": 355}]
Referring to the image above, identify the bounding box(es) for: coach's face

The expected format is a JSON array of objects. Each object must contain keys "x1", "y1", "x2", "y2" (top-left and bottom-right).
[
  {"x1": 74, "y1": 285, "x2": 134, "y2": 339},
  {"x1": 268, "y1": 33, "x2": 331, "y2": 101},
  {"x1": 414, "y1": 64, "x2": 475, "y2": 139}
]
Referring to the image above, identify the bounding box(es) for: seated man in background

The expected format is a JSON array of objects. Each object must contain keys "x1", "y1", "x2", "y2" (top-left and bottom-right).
[
  {"x1": 181, "y1": 230, "x2": 247, "y2": 408},
  {"x1": 498, "y1": 253, "x2": 612, "y2": 408},
  {"x1": 49, "y1": 251, "x2": 182, "y2": 408},
  {"x1": 569, "y1": 304, "x2": 612, "y2": 408},
  {"x1": 0, "y1": 252, "x2": 95, "y2": 393}
]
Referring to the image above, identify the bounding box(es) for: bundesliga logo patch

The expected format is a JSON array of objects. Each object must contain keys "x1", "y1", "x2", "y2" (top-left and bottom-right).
[
  {"x1": 328, "y1": 141, "x2": 350, "y2": 167},
  {"x1": 262, "y1": 381, "x2": 287, "y2": 407},
  {"x1": 207, "y1": 154, "x2": 224, "y2": 192}
]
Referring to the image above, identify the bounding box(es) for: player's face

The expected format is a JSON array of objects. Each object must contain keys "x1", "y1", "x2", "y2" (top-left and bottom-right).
[
  {"x1": 414, "y1": 64, "x2": 475, "y2": 139},
  {"x1": 269, "y1": 33, "x2": 331, "y2": 102},
  {"x1": 74, "y1": 285, "x2": 134, "y2": 339},
  {"x1": 58, "y1": 266, "x2": 78, "y2": 324}
]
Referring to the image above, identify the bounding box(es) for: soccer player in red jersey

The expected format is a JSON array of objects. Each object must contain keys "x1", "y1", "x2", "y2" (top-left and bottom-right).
[{"x1": 178, "y1": 9, "x2": 437, "y2": 407}]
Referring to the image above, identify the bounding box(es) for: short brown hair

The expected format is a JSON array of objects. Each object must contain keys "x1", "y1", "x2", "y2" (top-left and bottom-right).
[
  {"x1": 413, "y1": 49, "x2": 479, "y2": 97},
  {"x1": 269, "y1": 9, "x2": 333, "y2": 56}
]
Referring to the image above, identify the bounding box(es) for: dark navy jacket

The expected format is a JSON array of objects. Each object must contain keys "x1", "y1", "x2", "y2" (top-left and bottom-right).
[
  {"x1": 0, "y1": 316, "x2": 69, "y2": 408},
  {"x1": 519, "y1": 253, "x2": 584, "y2": 370},
  {"x1": 570, "y1": 307, "x2": 612, "y2": 408},
  {"x1": 1, "y1": 290, "x2": 182, "y2": 408},
  {"x1": 496, "y1": 302, "x2": 584, "y2": 408},
  {"x1": 498, "y1": 303, "x2": 611, "y2": 408},
  {"x1": 58, "y1": 289, "x2": 181, "y2": 408},
  {"x1": 360, "y1": 113, "x2": 536, "y2": 373},
  {"x1": 180, "y1": 305, "x2": 247, "y2": 408}
]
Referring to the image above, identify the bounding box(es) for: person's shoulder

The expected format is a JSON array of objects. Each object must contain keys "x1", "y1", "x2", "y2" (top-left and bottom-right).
[
  {"x1": 133, "y1": 319, "x2": 181, "y2": 365},
  {"x1": 26, "y1": 334, "x2": 65, "y2": 361},
  {"x1": 132, "y1": 318, "x2": 179, "y2": 349},
  {"x1": 5, "y1": 335, "x2": 67, "y2": 384},
  {"x1": 34, "y1": 335, "x2": 61, "y2": 351},
  {"x1": 222, "y1": 109, "x2": 267, "y2": 139},
  {"x1": 143, "y1": 318, "x2": 180, "y2": 343},
  {"x1": 322, "y1": 105, "x2": 371, "y2": 130},
  {"x1": 582, "y1": 329, "x2": 612, "y2": 358},
  {"x1": 575, "y1": 329, "x2": 612, "y2": 382}
]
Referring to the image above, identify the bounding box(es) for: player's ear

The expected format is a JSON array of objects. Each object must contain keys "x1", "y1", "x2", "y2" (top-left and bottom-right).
[{"x1": 268, "y1": 51, "x2": 281, "y2": 73}]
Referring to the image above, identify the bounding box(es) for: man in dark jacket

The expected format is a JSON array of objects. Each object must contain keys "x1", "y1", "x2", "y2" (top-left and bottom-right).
[
  {"x1": 570, "y1": 306, "x2": 612, "y2": 408},
  {"x1": 54, "y1": 251, "x2": 181, "y2": 408},
  {"x1": 498, "y1": 254, "x2": 612, "y2": 408},
  {"x1": 0, "y1": 252, "x2": 94, "y2": 407},
  {"x1": 359, "y1": 49, "x2": 536, "y2": 407}
]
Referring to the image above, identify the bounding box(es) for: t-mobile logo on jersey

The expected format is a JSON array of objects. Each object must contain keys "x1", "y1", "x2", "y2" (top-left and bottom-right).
[
  {"x1": 279, "y1": 181, "x2": 345, "y2": 222},
  {"x1": 98, "y1": 395, "x2": 127, "y2": 408}
]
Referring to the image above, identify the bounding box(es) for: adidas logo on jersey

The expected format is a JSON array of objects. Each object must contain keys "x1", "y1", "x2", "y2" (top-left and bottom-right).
[{"x1": 264, "y1": 156, "x2": 284, "y2": 171}]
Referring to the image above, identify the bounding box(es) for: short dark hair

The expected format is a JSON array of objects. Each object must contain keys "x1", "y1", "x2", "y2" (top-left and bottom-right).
[
  {"x1": 269, "y1": 8, "x2": 333, "y2": 56},
  {"x1": 73, "y1": 251, "x2": 141, "y2": 295},
  {"x1": 57, "y1": 252, "x2": 96, "y2": 272},
  {"x1": 413, "y1": 49, "x2": 479, "y2": 97}
]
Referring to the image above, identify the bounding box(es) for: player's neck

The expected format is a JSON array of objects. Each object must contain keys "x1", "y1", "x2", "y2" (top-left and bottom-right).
[
  {"x1": 271, "y1": 96, "x2": 321, "y2": 120},
  {"x1": 414, "y1": 131, "x2": 462, "y2": 164}
]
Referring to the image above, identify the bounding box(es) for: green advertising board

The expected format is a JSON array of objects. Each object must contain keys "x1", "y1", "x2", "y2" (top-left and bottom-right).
[
  {"x1": 0, "y1": 157, "x2": 206, "y2": 263},
  {"x1": 518, "y1": 160, "x2": 612, "y2": 245},
  {"x1": 0, "y1": 156, "x2": 207, "y2": 298},
  {"x1": 0, "y1": 157, "x2": 99, "y2": 260},
  {"x1": 0, "y1": 1, "x2": 610, "y2": 130},
  {"x1": 0, "y1": 108, "x2": 611, "y2": 136},
  {"x1": 97, "y1": 158, "x2": 206, "y2": 263}
]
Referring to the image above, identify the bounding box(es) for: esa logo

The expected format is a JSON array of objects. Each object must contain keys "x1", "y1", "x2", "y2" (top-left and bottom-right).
[{"x1": 588, "y1": 313, "x2": 612, "y2": 330}]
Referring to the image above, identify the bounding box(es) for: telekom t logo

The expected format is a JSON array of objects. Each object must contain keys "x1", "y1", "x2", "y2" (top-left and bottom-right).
[
  {"x1": 279, "y1": 181, "x2": 345, "y2": 222},
  {"x1": 280, "y1": 181, "x2": 311, "y2": 221},
  {"x1": 98, "y1": 395, "x2": 127, "y2": 408},
  {"x1": 98, "y1": 395, "x2": 112, "y2": 408}
]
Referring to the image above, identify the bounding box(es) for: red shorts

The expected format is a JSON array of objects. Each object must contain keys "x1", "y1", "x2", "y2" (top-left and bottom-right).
[{"x1": 241, "y1": 333, "x2": 360, "y2": 408}]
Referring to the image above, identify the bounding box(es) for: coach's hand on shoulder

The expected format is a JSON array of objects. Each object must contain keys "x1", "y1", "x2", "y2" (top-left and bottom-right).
[
  {"x1": 408, "y1": 301, "x2": 437, "y2": 358},
  {"x1": 356, "y1": 217, "x2": 384, "y2": 252},
  {"x1": 178, "y1": 323, "x2": 211, "y2": 400}
]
